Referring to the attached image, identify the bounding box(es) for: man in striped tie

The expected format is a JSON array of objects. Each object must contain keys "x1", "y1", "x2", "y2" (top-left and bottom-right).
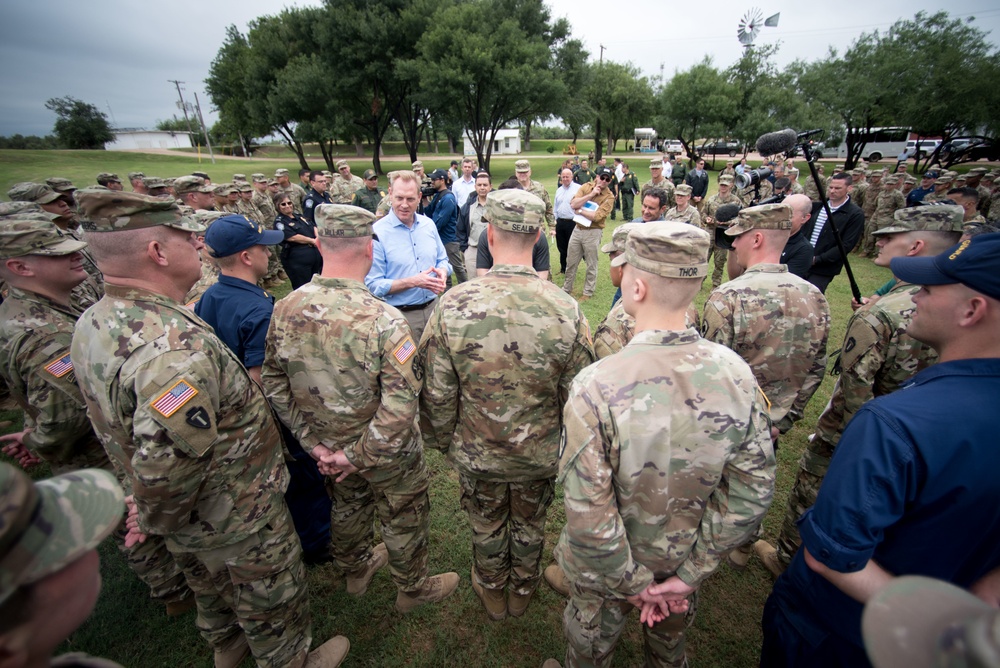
[{"x1": 802, "y1": 172, "x2": 866, "y2": 293}]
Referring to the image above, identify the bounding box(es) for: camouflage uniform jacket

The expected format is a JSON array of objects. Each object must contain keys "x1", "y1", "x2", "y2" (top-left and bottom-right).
[
  {"x1": 862, "y1": 183, "x2": 883, "y2": 220},
  {"x1": 70, "y1": 285, "x2": 288, "y2": 552},
  {"x1": 238, "y1": 199, "x2": 267, "y2": 226},
  {"x1": 704, "y1": 191, "x2": 741, "y2": 231},
  {"x1": 593, "y1": 300, "x2": 635, "y2": 360},
  {"x1": 872, "y1": 188, "x2": 906, "y2": 228},
  {"x1": 0, "y1": 287, "x2": 107, "y2": 473},
  {"x1": 803, "y1": 174, "x2": 826, "y2": 201},
  {"x1": 352, "y1": 186, "x2": 386, "y2": 215},
  {"x1": 555, "y1": 328, "x2": 775, "y2": 597},
  {"x1": 418, "y1": 264, "x2": 595, "y2": 481},
  {"x1": 663, "y1": 205, "x2": 703, "y2": 228},
  {"x1": 61, "y1": 226, "x2": 103, "y2": 311},
  {"x1": 808, "y1": 281, "x2": 937, "y2": 470},
  {"x1": 640, "y1": 177, "x2": 675, "y2": 207},
  {"x1": 526, "y1": 180, "x2": 554, "y2": 234},
  {"x1": 262, "y1": 276, "x2": 422, "y2": 485},
  {"x1": 330, "y1": 174, "x2": 364, "y2": 204},
  {"x1": 702, "y1": 264, "x2": 830, "y2": 433},
  {"x1": 252, "y1": 189, "x2": 277, "y2": 223},
  {"x1": 853, "y1": 181, "x2": 869, "y2": 210},
  {"x1": 183, "y1": 257, "x2": 221, "y2": 309}
]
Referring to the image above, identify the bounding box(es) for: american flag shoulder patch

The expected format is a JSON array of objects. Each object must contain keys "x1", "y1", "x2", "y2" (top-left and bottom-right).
[
  {"x1": 151, "y1": 379, "x2": 199, "y2": 418},
  {"x1": 393, "y1": 338, "x2": 416, "y2": 365},
  {"x1": 44, "y1": 353, "x2": 74, "y2": 378}
]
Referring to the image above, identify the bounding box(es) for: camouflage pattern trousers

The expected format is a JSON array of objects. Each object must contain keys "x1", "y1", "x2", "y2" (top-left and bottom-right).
[
  {"x1": 775, "y1": 442, "x2": 830, "y2": 568},
  {"x1": 173, "y1": 506, "x2": 312, "y2": 668},
  {"x1": 563, "y1": 583, "x2": 698, "y2": 668},
  {"x1": 112, "y1": 523, "x2": 192, "y2": 607},
  {"x1": 328, "y1": 456, "x2": 431, "y2": 594},
  {"x1": 706, "y1": 233, "x2": 727, "y2": 289},
  {"x1": 459, "y1": 474, "x2": 556, "y2": 595}
]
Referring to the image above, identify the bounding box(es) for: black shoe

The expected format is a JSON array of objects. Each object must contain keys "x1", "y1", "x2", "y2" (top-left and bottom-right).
[{"x1": 304, "y1": 550, "x2": 335, "y2": 566}]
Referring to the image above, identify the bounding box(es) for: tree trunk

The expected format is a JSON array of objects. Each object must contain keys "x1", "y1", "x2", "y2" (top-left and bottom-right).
[
  {"x1": 276, "y1": 123, "x2": 309, "y2": 170},
  {"x1": 594, "y1": 117, "x2": 603, "y2": 162},
  {"x1": 523, "y1": 119, "x2": 533, "y2": 152},
  {"x1": 354, "y1": 139, "x2": 364, "y2": 157}
]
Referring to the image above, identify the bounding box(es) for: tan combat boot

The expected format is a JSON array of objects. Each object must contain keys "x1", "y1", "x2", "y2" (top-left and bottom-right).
[
  {"x1": 543, "y1": 564, "x2": 570, "y2": 597},
  {"x1": 542, "y1": 660, "x2": 562, "y2": 668},
  {"x1": 471, "y1": 568, "x2": 507, "y2": 621},
  {"x1": 305, "y1": 635, "x2": 350, "y2": 668},
  {"x1": 753, "y1": 540, "x2": 787, "y2": 580},
  {"x1": 345, "y1": 542, "x2": 388, "y2": 596},
  {"x1": 508, "y1": 589, "x2": 534, "y2": 618},
  {"x1": 395, "y1": 572, "x2": 460, "y2": 614},
  {"x1": 727, "y1": 543, "x2": 753, "y2": 570},
  {"x1": 165, "y1": 595, "x2": 197, "y2": 617},
  {"x1": 213, "y1": 635, "x2": 249, "y2": 668}
]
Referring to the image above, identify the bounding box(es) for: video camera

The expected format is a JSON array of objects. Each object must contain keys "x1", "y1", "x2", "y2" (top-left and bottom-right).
[
  {"x1": 734, "y1": 168, "x2": 772, "y2": 191},
  {"x1": 420, "y1": 185, "x2": 437, "y2": 198}
]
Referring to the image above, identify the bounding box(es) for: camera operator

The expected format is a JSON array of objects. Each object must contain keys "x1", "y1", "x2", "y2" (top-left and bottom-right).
[{"x1": 425, "y1": 169, "x2": 466, "y2": 286}]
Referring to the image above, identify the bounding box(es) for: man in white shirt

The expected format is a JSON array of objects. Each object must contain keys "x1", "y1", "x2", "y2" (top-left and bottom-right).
[
  {"x1": 451, "y1": 158, "x2": 477, "y2": 209},
  {"x1": 553, "y1": 168, "x2": 581, "y2": 275}
]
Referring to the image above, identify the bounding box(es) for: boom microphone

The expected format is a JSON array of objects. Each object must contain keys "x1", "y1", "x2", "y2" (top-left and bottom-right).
[
  {"x1": 715, "y1": 203, "x2": 742, "y2": 224},
  {"x1": 755, "y1": 128, "x2": 798, "y2": 156},
  {"x1": 713, "y1": 202, "x2": 743, "y2": 252}
]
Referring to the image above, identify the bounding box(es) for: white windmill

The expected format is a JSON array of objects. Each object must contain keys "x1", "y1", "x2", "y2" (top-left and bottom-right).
[{"x1": 737, "y1": 8, "x2": 780, "y2": 48}]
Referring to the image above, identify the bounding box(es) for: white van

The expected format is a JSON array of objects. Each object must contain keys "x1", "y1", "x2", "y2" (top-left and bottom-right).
[{"x1": 905, "y1": 138, "x2": 941, "y2": 159}]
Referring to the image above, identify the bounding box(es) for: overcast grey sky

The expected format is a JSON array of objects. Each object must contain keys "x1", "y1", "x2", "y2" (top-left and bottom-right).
[{"x1": 1, "y1": 0, "x2": 997, "y2": 136}]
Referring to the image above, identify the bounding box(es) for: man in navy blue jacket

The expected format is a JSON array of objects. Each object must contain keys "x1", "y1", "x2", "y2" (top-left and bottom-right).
[{"x1": 425, "y1": 168, "x2": 465, "y2": 286}]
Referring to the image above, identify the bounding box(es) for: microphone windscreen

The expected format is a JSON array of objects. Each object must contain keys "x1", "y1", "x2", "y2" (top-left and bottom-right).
[
  {"x1": 755, "y1": 129, "x2": 798, "y2": 156},
  {"x1": 715, "y1": 203, "x2": 742, "y2": 223}
]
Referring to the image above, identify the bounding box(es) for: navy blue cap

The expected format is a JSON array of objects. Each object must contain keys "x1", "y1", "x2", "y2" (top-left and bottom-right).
[
  {"x1": 204, "y1": 214, "x2": 284, "y2": 258},
  {"x1": 428, "y1": 168, "x2": 449, "y2": 181},
  {"x1": 890, "y1": 233, "x2": 1000, "y2": 301}
]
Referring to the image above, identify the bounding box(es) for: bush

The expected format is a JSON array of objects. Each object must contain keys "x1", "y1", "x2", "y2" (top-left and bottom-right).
[{"x1": 546, "y1": 145, "x2": 555, "y2": 154}]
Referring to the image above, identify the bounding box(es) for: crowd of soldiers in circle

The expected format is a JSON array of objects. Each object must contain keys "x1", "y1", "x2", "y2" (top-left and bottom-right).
[{"x1": 1, "y1": 148, "x2": 999, "y2": 668}]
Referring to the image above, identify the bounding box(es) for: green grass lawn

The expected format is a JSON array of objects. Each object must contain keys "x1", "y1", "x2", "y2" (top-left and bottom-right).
[{"x1": 1, "y1": 149, "x2": 897, "y2": 667}]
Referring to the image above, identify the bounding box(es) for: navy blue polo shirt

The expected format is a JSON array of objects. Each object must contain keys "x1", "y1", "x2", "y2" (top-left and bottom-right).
[
  {"x1": 767, "y1": 358, "x2": 1000, "y2": 651},
  {"x1": 194, "y1": 274, "x2": 275, "y2": 368}
]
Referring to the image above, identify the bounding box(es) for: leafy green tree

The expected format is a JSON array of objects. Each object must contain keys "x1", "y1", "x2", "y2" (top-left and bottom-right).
[
  {"x1": 587, "y1": 61, "x2": 654, "y2": 156},
  {"x1": 44, "y1": 97, "x2": 113, "y2": 150},
  {"x1": 656, "y1": 58, "x2": 738, "y2": 165}
]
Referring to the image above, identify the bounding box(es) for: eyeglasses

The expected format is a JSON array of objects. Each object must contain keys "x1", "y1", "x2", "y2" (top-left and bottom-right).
[{"x1": 599, "y1": 175, "x2": 612, "y2": 181}]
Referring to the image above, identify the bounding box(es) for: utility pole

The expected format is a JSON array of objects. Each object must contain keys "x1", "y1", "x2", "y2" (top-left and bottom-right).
[
  {"x1": 193, "y1": 92, "x2": 216, "y2": 164},
  {"x1": 167, "y1": 80, "x2": 196, "y2": 139},
  {"x1": 596, "y1": 45, "x2": 606, "y2": 161}
]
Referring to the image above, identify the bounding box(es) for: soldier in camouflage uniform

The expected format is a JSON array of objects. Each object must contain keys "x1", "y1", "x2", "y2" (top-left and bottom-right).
[
  {"x1": 755, "y1": 205, "x2": 965, "y2": 579},
  {"x1": 328, "y1": 160, "x2": 364, "y2": 204},
  {"x1": 700, "y1": 204, "x2": 830, "y2": 569},
  {"x1": 263, "y1": 203, "x2": 459, "y2": 613},
  {"x1": 418, "y1": 190, "x2": 595, "y2": 621},
  {"x1": 924, "y1": 175, "x2": 953, "y2": 203},
  {"x1": 802, "y1": 163, "x2": 826, "y2": 202},
  {"x1": 515, "y1": 159, "x2": 555, "y2": 234},
  {"x1": 174, "y1": 175, "x2": 217, "y2": 213},
  {"x1": 0, "y1": 218, "x2": 195, "y2": 616},
  {"x1": 183, "y1": 210, "x2": 225, "y2": 309},
  {"x1": 641, "y1": 159, "x2": 675, "y2": 208},
  {"x1": 246, "y1": 175, "x2": 286, "y2": 287},
  {"x1": 6, "y1": 183, "x2": 103, "y2": 311},
  {"x1": 593, "y1": 224, "x2": 641, "y2": 359},
  {"x1": 276, "y1": 168, "x2": 307, "y2": 214},
  {"x1": 861, "y1": 174, "x2": 907, "y2": 256},
  {"x1": 69, "y1": 190, "x2": 350, "y2": 668},
  {"x1": 551, "y1": 222, "x2": 775, "y2": 668},
  {"x1": 703, "y1": 174, "x2": 741, "y2": 287},
  {"x1": 662, "y1": 184, "x2": 702, "y2": 228},
  {"x1": 0, "y1": 462, "x2": 128, "y2": 668},
  {"x1": 351, "y1": 169, "x2": 386, "y2": 214},
  {"x1": 858, "y1": 171, "x2": 885, "y2": 252}
]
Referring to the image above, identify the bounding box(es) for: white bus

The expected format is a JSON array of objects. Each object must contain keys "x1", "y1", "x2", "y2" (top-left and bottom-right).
[{"x1": 836, "y1": 127, "x2": 909, "y2": 162}]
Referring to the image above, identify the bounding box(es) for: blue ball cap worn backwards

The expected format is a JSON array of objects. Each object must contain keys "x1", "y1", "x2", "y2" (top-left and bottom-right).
[
  {"x1": 890, "y1": 232, "x2": 1000, "y2": 301},
  {"x1": 204, "y1": 214, "x2": 285, "y2": 258}
]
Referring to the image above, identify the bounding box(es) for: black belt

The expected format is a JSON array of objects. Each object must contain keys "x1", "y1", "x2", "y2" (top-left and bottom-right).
[{"x1": 396, "y1": 299, "x2": 435, "y2": 312}]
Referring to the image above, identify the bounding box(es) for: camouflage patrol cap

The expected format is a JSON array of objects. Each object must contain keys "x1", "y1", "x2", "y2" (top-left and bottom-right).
[
  {"x1": 601, "y1": 222, "x2": 641, "y2": 254},
  {"x1": 0, "y1": 201, "x2": 58, "y2": 220},
  {"x1": 815, "y1": 163, "x2": 826, "y2": 174},
  {"x1": 983, "y1": 172, "x2": 997, "y2": 182},
  {"x1": 968, "y1": 167, "x2": 988, "y2": 176},
  {"x1": 515, "y1": 159, "x2": 531, "y2": 173},
  {"x1": 411, "y1": 160, "x2": 424, "y2": 170},
  {"x1": 232, "y1": 173, "x2": 247, "y2": 183},
  {"x1": 45, "y1": 177, "x2": 76, "y2": 193},
  {"x1": 335, "y1": 159, "x2": 349, "y2": 170},
  {"x1": 718, "y1": 174, "x2": 734, "y2": 186},
  {"x1": 872, "y1": 203, "x2": 964, "y2": 236},
  {"x1": 7, "y1": 182, "x2": 62, "y2": 204},
  {"x1": 321, "y1": 170, "x2": 334, "y2": 179},
  {"x1": 869, "y1": 170, "x2": 883, "y2": 179},
  {"x1": 944, "y1": 171, "x2": 958, "y2": 178},
  {"x1": 362, "y1": 169, "x2": 377, "y2": 180},
  {"x1": 142, "y1": 176, "x2": 166, "y2": 189},
  {"x1": 96, "y1": 172, "x2": 121, "y2": 184},
  {"x1": 237, "y1": 183, "x2": 253, "y2": 193},
  {"x1": 0, "y1": 463, "x2": 124, "y2": 605},
  {"x1": 191, "y1": 210, "x2": 226, "y2": 229},
  {"x1": 127, "y1": 171, "x2": 145, "y2": 180},
  {"x1": 611, "y1": 221, "x2": 710, "y2": 279},
  {"x1": 214, "y1": 184, "x2": 236, "y2": 196},
  {"x1": 483, "y1": 189, "x2": 545, "y2": 234},
  {"x1": 267, "y1": 178, "x2": 279, "y2": 187},
  {"x1": 164, "y1": 178, "x2": 177, "y2": 188},
  {"x1": 315, "y1": 204, "x2": 376, "y2": 239},
  {"x1": 863, "y1": 575, "x2": 1000, "y2": 668},
  {"x1": 274, "y1": 168, "x2": 289, "y2": 177},
  {"x1": 905, "y1": 176, "x2": 917, "y2": 184},
  {"x1": 725, "y1": 203, "x2": 793, "y2": 236},
  {"x1": 884, "y1": 175, "x2": 900, "y2": 185},
  {"x1": 173, "y1": 175, "x2": 215, "y2": 196},
  {"x1": 192, "y1": 171, "x2": 209, "y2": 180},
  {"x1": 0, "y1": 219, "x2": 88, "y2": 259},
  {"x1": 649, "y1": 159, "x2": 664, "y2": 169},
  {"x1": 935, "y1": 177, "x2": 951, "y2": 186},
  {"x1": 251, "y1": 173, "x2": 266, "y2": 182},
  {"x1": 75, "y1": 188, "x2": 206, "y2": 233},
  {"x1": 674, "y1": 184, "x2": 693, "y2": 196}
]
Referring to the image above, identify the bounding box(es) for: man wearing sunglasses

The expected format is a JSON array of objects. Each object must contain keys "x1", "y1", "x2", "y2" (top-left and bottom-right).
[{"x1": 564, "y1": 167, "x2": 615, "y2": 302}]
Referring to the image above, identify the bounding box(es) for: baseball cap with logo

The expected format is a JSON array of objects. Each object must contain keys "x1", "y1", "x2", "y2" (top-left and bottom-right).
[
  {"x1": 7, "y1": 182, "x2": 62, "y2": 204},
  {"x1": 0, "y1": 219, "x2": 88, "y2": 259},
  {"x1": 601, "y1": 222, "x2": 642, "y2": 254},
  {"x1": 725, "y1": 203, "x2": 793, "y2": 236},
  {"x1": 862, "y1": 575, "x2": 1000, "y2": 668},
  {"x1": 75, "y1": 188, "x2": 206, "y2": 233},
  {"x1": 515, "y1": 159, "x2": 531, "y2": 173},
  {"x1": 204, "y1": 214, "x2": 284, "y2": 258},
  {"x1": 0, "y1": 463, "x2": 124, "y2": 605},
  {"x1": 482, "y1": 190, "x2": 545, "y2": 234},
  {"x1": 596, "y1": 167, "x2": 613, "y2": 181},
  {"x1": 611, "y1": 221, "x2": 710, "y2": 279},
  {"x1": 315, "y1": 204, "x2": 376, "y2": 239},
  {"x1": 873, "y1": 204, "x2": 965, "y2": 237},
  {"x1": 428, "y1": 169, "x2": 449, "y2": 181},
  {"x1": 363, "y1": 169, "x2": 377, "y2": 180},
  {"x1": 890, "y1": 232, "x2": 1000, "y2": 301}
]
